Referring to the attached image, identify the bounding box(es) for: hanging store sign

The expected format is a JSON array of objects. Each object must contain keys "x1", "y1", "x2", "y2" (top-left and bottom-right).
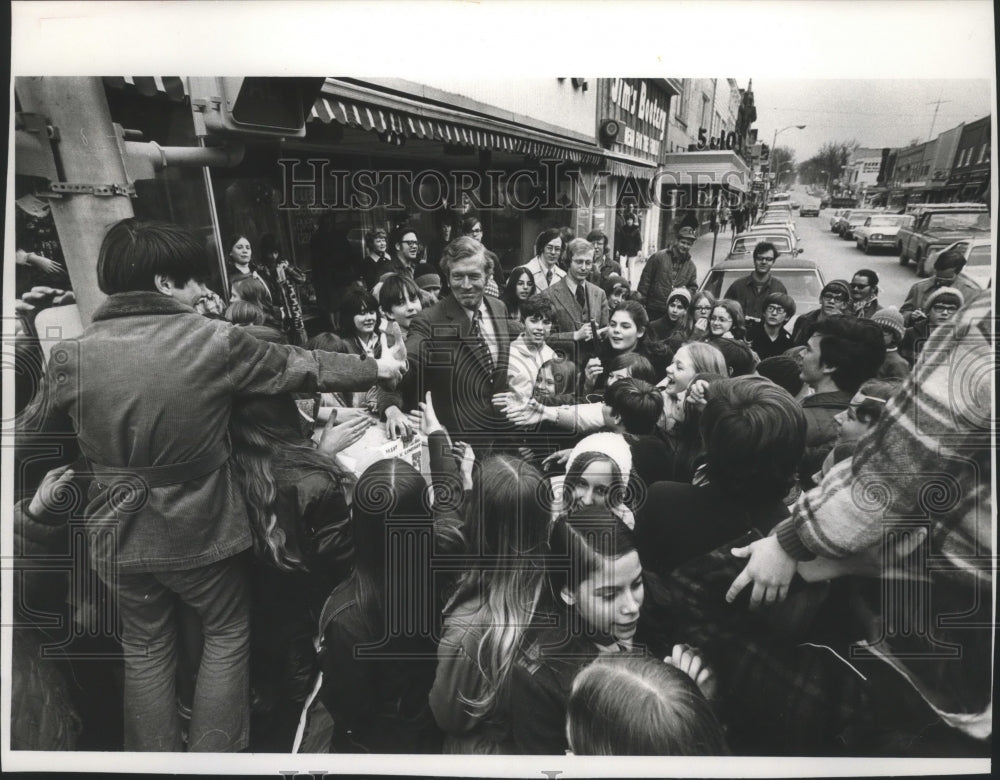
[{"x1": 600, "y1": 78, "x2": 670, "y2": 164}]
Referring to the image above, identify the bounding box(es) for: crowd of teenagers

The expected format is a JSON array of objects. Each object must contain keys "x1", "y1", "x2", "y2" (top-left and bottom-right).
[{"x1": 11, "y1": 210, "x2": 992, "y2": 758}]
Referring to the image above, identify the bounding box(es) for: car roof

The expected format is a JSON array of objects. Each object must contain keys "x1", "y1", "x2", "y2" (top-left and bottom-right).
[
  {"x1": 708, "y1": 256, "x2": 819, "y2": 270},
  {"x1": 911, "y1": 203, "x2": 988, "y2": 215}
]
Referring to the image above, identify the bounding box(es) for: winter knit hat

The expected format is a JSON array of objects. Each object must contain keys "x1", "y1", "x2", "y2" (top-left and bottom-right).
[
  {"x1": 666, "y1": 287, "x2": 693, "y2": 308},
  {"x1": 567, "y1": 432, "x2": 632, "y2": 490},
  {"x1": 871, "y1": 306, "x2": 905, "y2": 341},
  {"x1": 820, "y1": 279, "x2": 852, "y2": 301},
  {"x1": 924, "y1": 286, "x2": 965, "y2": 311},
  {"x1": 415, "y1": 271, "x2": 441, "y2": 290}
]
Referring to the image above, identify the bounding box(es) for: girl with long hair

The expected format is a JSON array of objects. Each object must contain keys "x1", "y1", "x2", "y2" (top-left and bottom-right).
[
  {"x1": 502, "y1": 266, "x2": 537, "y2": 322},
  {"x1": 686, "y1": 291, "x2": 716, "y2": 341},
  {"x1": 428, "y1": 430, "x2": 551, "y2": 753},
  {"x1": 316, "y1": 455, "x2": 464, "y2": 753},
  {"x1": 228, "y1": 388, "x2": 364, "y2": 722},
  {"x1": 582, "y1": 301, "x2": 670, "y2": 395},
  {"x1": 706, "y1": 299, "x2": 747, "y2": 341},
  {"x1": 509, "y1": 511, "x2": 719, "y2": 754},
  {"x1": 230, "y1": 275, "x2": 282, "y2": 331}
]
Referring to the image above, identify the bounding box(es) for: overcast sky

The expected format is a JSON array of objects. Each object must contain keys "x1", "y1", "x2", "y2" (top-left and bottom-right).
[{"x1": 750, "y1": 79, "x2": 993, "y2": 163}]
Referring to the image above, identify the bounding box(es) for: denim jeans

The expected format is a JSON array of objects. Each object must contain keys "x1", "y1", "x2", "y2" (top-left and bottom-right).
[{"x1": 109, "y1": 554, "x2": 250, "y2": 751}]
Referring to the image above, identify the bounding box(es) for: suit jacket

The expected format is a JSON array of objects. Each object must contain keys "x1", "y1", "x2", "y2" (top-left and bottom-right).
[
  {"x1": 541, "y1": 277, "x2": 610, "y2": 357},
  {"x1": 389, "y1": 295, "x2": 514, "y2": 441}
]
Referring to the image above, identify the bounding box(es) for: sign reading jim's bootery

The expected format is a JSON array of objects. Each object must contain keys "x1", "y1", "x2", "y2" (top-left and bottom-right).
[{"x1": 598, "y1": 78, "x2": 671, "y2": 164}]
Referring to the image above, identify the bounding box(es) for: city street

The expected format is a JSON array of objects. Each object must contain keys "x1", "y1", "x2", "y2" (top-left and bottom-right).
[{"x1": 690, "y1": 186, "x2": 920, "y2": 313}]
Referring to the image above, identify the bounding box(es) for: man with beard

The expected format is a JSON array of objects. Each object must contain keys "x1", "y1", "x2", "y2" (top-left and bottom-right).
[
  {"x1": 376, "y1": 227, "x2": 421, "y2": 282},
  {"x1": 849, "y1": 269, "x2": 880, "y2": 319}
]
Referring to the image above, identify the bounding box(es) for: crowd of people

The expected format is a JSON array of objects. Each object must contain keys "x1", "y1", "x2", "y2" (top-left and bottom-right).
[{"x1": 10, "y1": 203, "x2": 993, "y2": 758}]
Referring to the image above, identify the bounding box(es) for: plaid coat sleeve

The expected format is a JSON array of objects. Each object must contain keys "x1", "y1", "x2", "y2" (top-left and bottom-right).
[{"x1": 775, "y1": 290, "x2": 993, "y2": 568}]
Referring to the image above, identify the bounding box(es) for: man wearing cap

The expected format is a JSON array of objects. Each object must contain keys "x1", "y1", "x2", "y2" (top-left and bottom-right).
[
  {"x1": 900, "y1": 287, "x2": 964, "y2": 366},
  {"x1": 414, "y1": 268, "x2": 442, "y2": 306},
  {"x1": 637, "y1": 225, "x2": 698, "y2": 320},
  {"x1": 871, "y1": 306, "x2": 910, "y2": 380},
  {"x1": 542, "y1": 238, "x2": 610, "y2": 360},
  {"x1": 849, "y1": 269, "x2": 881, "y2": 319},
  {"x1": 790, "y1": 279, "x2": 853, "y2": 347},
  {"x1": 899, "y1": 249, "x2": 982, "y2": 327},
  {"x1": 723, "y1": 241, "x2": 788, "y2": 322}
]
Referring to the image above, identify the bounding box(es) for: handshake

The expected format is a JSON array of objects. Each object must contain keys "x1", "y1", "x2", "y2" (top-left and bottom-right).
[{"x1": 375, "y1": 318, "x2": 409, "y2": 387}]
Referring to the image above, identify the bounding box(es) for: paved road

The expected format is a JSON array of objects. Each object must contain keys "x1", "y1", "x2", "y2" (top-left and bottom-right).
[{"x1": 689, "y1": 190, "x2": 919, "y2": 312}]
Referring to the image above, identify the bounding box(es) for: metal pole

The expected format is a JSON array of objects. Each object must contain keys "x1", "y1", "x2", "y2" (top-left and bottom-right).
[{"x1": 16, "y1": 77, "x2": 135, "y2": 324}]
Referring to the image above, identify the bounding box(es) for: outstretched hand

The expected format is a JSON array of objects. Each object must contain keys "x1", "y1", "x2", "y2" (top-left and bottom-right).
[
  {"x1": 664, "y1": 643, "x2": 717, "y2": 701},
  {"x1": 725, "y1": 534, "x2": 797, "y2": 608},
  {"x1": 408, "y1": 391, "x2": 444, "y2": 436},
  {"x1": 317, "y1": 411, "x2": 373, "y2": 457}
]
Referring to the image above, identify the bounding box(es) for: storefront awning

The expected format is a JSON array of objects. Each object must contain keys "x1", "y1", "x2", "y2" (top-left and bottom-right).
[
  {"x1": 659, "y1": 151, "x2": 750, "y2": 192},
  {"x1": 600, "y1": 152, "x2": 659, "y2": 181},
  {"x1": 103, "y1": 76, "x2": 188, "y2": 101},
  {"x1": 309, "y1": 84, "x2": 603, "y2": 166}
]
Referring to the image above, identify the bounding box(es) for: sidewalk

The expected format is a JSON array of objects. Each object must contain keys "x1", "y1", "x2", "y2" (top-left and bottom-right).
[
  {"x1": 621, "y1": 227, "x2": 733, "y2": 292},
  {"x1": 690, "y1": 228, "x2": 733, "y2": 282}
]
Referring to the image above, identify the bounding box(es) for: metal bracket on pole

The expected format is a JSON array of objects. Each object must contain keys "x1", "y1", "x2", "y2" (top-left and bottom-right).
[{"x1": 44, "y1": 182, "x2": 137, "y2": 198}]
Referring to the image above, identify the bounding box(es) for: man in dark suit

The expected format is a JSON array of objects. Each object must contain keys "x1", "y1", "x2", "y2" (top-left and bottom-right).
[
  {"x1": 379, "y1": 236, "x2": 515, "y2": 445},
  {"x1": 542, "y1": 237, "x2": 610, "y2": 364}
]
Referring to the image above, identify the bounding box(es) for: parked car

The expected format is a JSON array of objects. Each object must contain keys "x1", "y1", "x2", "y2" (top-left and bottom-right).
[
  {"x1": 725, "y1": 232, "x2": 795, "y2": 261},
  {"x1": 897, "y1": 204, "x2": 990, "y2": 271},
  {"x1": 831, "y1": 210, "x2": 853, "y2": 235},
  {"x1": 853, "y1": 214, "x2": 914, "y2": 254},
  {"x1": 747, "y1": 224, "x2": 799, "y2": 252},
  {"x1": 919, "y1": 237, "x2": 993, "y2": 285},
  {"x1": 699, "y1": 256, "x2": 825, "y2": 330},
  {"x1": 839, "y1": 209, "x2": 882, "y2": 240},
  {"x1": 791, "y1": 201, "x2": 801, "y2": 210}
]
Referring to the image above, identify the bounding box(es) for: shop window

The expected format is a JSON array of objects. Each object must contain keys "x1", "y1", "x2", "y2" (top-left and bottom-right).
[
  {"x1": 676, "y1": 82, "x2": 689, "y2": 125},
  {"x1": 978, "y1": 143, "x2": 990, "y2": 164}
]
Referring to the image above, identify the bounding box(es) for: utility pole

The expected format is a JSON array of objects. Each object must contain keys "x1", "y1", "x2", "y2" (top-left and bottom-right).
[
  {"x1": 16, "y1": 77, "x2": 136, "y2": 323},
  {"x1": 927, "y1": 97, "x2": 951, "y2": 142}
]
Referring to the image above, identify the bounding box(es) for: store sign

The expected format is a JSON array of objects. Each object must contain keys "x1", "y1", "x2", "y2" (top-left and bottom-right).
[
  {"x1": 696, "y1": 126, "x2": 741, "y2": 153},
  {"x1": 602, "y1": 78, "x2": 670, "y2": 164}
]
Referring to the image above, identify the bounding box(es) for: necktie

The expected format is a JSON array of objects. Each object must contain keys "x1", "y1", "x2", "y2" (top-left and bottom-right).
[
  {"x1": 471, "y1": 309, "x2": 495, "y2": 372},
  {"x1": 575, "y1": 283, "x2": 587, "y2": 312},
  {"x1": 545, "y1": 268, "x2": 553, "y2": 286}
]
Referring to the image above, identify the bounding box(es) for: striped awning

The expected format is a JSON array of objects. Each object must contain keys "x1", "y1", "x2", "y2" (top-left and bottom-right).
[
  {"x1": 603, "y1": 156, "x2": 659, "y2": 181},
  {"x1": 310, "y1": 94, "x2": 602, "y2": 165},
  {"x1": 103, "y1": 76, "x2": 188, "y2": 101}
]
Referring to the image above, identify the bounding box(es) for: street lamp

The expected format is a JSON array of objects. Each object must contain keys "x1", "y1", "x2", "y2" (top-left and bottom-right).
[
  {"x1": 768, "y1": 124, "x2": 805, "y2": 197},
  {"x1": 771, "y1": 124, "x2": 806, "y2": 166}
]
